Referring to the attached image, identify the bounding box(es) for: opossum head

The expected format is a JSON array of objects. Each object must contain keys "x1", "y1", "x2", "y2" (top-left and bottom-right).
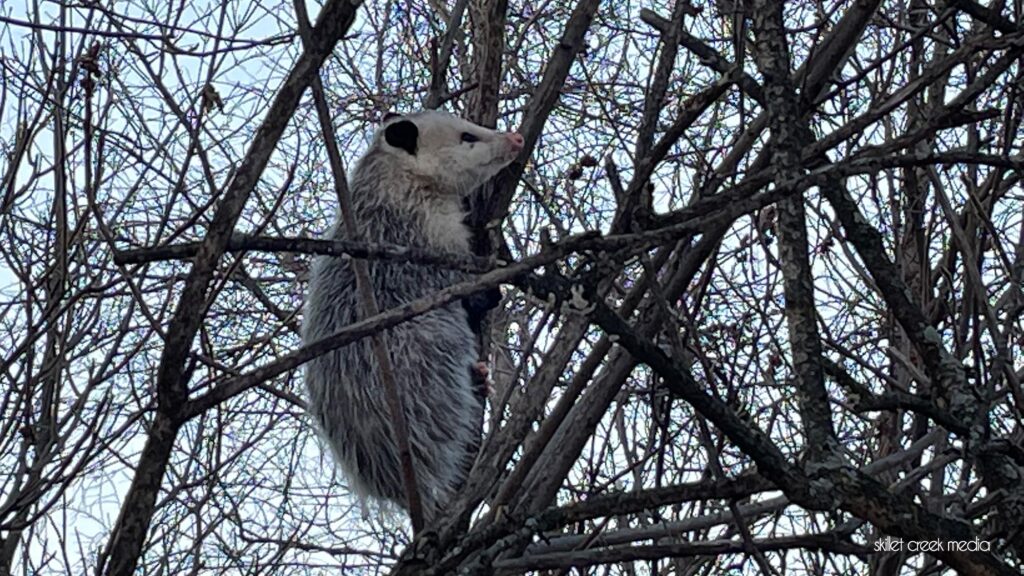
[{"x1": 376, "y1": 110, "x2": 524, "y2": 196}]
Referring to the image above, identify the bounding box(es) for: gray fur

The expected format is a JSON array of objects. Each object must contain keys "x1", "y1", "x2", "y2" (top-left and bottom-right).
[{"x1": 302, "y1": 110, "x2": 523, "y2": 521}]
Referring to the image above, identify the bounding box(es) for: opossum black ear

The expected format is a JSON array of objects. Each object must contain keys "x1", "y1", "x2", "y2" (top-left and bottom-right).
[
  {"x1": 382, "y1": 111, "x2": 402, "y2": 123},
  {"x1": 385, "y1": 120, "x2": 418, "y2": 156}
]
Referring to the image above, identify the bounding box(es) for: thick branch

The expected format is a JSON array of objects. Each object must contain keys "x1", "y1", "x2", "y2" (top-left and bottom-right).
[
  {"x1": 494, "y1": 534, "x2": 866, "y2": 572},
  {"x1": 423, "y1": 0, "x2": 469, "y2": 110},
  {"x1": 97, "y1": 2, "x2": 361, "y2": 574},
  {"x1": 468, "y1": 0, "x2": 600, "y2": 252},
  {"x1": 580, "y1": 285, "x2": 1014, "y2": 575},
  {"x1": 114, "y1": 234, "x2": 491, "y2": 272},
  {"x1": 749, "y1": 0, "x2": 837, "y2": 462}
]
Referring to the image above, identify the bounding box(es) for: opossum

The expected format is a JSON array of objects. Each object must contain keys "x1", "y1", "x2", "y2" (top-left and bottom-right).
[{"x1": 302, "y1": 110, "x2": 523, "y2": 522}]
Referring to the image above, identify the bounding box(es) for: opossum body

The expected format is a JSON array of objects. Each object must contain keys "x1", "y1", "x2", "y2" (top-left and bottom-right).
[{"x1": 302, "y1": 110, "x2": 523, "y2": 521}]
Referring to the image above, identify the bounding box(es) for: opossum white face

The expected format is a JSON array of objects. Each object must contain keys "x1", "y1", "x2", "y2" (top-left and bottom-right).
[{"x1": 377, "y1": 110, "x2": 524, "y2": 196}]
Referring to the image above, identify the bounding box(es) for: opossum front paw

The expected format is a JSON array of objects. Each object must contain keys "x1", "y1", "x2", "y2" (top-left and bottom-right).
[
  {"x1": 471, "y1": 361, "x2": 495, "y2": 398},
  {"x1": 403, "y1": 530, "x2": 440, "y2": 565}
]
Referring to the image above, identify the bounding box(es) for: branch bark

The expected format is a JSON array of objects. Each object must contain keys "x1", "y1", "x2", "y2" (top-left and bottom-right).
[
  {"x1": 748, "y1": 0, "x2": 838, "y2": 463},
  {"x1": 96, "y1": 2, "x2": 362, "y2": 574}
]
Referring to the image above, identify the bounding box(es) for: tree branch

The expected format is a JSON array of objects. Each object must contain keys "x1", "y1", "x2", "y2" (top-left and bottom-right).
[{"x1": 97, "y1": 2, "x2": 362, "y2": 574}]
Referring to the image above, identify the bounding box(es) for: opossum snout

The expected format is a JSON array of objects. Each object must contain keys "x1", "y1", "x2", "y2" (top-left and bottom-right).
[{"x1": 505, "y1": 132, "x2": 525, "y2": 152}]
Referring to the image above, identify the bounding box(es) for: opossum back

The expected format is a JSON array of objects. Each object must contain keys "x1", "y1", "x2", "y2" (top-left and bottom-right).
[{"x1": 302, "y1": 251, "x2": 482, "y2": 516}]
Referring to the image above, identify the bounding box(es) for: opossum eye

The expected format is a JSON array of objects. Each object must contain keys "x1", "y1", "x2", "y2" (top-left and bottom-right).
[{"x1": 460, "y1": 132, "x2": 479, "y2": 144}]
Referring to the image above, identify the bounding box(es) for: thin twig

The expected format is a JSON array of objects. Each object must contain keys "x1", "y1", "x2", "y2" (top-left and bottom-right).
[{"x1": 293, "y1": 0, "x2": 425, "y2": 534}]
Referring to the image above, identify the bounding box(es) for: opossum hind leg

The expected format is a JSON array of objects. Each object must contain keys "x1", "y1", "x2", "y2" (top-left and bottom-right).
[{"x1": 470, "y1": 361, "x2": 494, "y2": 399}]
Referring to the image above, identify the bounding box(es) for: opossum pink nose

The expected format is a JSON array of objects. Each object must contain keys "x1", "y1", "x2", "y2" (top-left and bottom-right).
[{"x1": 507, "y1": 132, "x2": 525, "y2": 151}]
